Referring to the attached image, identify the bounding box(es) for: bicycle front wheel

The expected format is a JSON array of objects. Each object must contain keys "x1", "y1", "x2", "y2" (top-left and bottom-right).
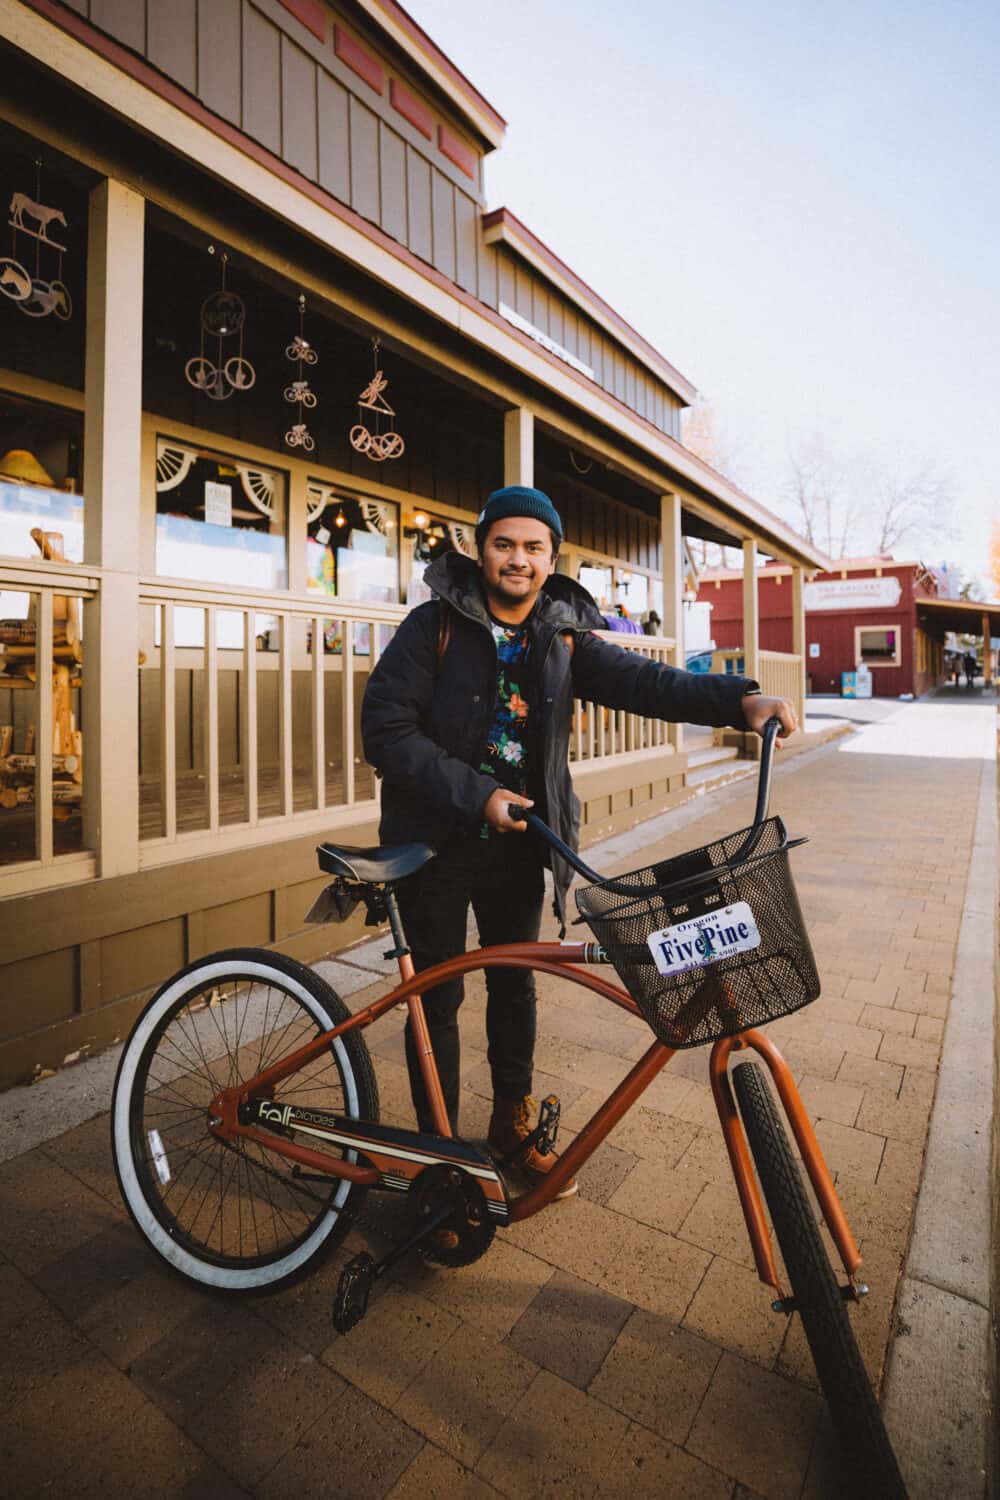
[
  {"x1": 732, "y1": 1062, "x2": 907, "y2": 1499},
  {"x1": 112, "y1": 949, "x2": 379, "y2": 1292}
]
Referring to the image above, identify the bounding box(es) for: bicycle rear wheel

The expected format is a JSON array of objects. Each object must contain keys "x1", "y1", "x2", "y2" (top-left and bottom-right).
[
  {"x1": 732, "y1": 1061, "x2": 907, "y2": 1499},
  {"x1": 112, "y1": 949, "x2": 379, "y2": 1292}
]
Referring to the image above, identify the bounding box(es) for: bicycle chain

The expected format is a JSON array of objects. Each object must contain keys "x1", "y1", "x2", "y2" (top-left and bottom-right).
[{"x1": 219, "y1": 1137, "x2": 447, "y2": 1245}]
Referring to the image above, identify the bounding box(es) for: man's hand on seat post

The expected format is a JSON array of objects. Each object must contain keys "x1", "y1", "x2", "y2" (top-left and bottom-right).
[{"x1": 741, "y1": 693, "x2": 798, "y2": 742}]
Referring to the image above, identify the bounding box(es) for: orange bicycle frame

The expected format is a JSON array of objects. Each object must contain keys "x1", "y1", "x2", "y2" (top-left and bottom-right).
[{"x1": 212, "y1": 938, "x2": 861, "y2": 1299}]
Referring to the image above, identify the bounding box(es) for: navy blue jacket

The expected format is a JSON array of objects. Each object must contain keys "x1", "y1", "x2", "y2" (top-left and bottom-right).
[{"x1": 361, "y1": 553, "x2": 759, "y2": 920}]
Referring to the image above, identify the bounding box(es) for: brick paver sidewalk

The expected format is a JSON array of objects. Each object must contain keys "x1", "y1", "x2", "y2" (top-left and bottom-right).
[{"x1": 1, "y1": 699, "x2": 992, "y2": 1498}]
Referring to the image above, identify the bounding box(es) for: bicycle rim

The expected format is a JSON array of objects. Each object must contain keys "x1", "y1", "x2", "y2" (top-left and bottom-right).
[
  {"x1": 732, "y1": 1061, "x2": 908, "y2": 1499},
  {"x1": 113, "y1": 951, "x2": 378, "y2": 1290}
]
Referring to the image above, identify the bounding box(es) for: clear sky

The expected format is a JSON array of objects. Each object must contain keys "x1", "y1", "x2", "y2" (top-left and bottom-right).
[{"x1": 405, "y1": 0, "x2": 999, "y2": 590}]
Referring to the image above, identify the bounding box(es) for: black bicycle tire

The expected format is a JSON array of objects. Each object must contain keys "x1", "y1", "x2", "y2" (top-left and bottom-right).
[
  {"x1": 732, "y1": 1061, "x2": 908, "y2": 1499},
  {"x1": 112, "y1": 947, "x2": 379, "y2": 1292}
]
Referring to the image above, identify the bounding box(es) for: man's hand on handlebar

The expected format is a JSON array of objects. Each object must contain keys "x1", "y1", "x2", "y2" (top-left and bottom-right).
[
  {"x1": 483, "y1": 788, "x2": 533, "y2": 832},
  {"x1": 741, "y1": 693, "x2": 797, "y2": 742}
]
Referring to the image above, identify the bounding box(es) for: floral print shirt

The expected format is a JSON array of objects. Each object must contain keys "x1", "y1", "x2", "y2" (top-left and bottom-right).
[{"x1": 479, "y1": 618, "x2": 532, "y2": 833}]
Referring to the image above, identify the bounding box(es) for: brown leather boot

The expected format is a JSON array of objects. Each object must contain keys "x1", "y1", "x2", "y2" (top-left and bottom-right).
[{"x1": 488, "y1": 1095, "x2": 577, "y2": 1199}]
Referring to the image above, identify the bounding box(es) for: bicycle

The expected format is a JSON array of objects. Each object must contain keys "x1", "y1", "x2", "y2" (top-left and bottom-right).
[{"x1": 111, "y1": 720, "x2": 907, "y2": 1497}]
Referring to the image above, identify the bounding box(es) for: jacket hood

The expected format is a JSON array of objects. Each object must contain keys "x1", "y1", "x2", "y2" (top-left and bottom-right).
[{"x1": 423, "y1": 551, "x2": 605, "y2": 632}]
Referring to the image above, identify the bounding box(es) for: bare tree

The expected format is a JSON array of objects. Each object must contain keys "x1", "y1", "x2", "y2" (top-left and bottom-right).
[
  {"x1": 777, "y1": 434, "x2": 954, "y2": 561},
  {"x1": 780, "y1": 434, "x2": 860, "y2": 558},
  {"x1": 682, "y1": 395, "x2": 750, "y2": 489},
  {"x1": 869, "y1": 453, "x2": 954, "y2": 555}
]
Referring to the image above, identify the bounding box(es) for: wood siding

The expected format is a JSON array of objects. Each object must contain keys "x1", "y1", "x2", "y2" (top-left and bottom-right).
[{"x1": 59, "y1": 0, "x2": 684, "y2": 436}]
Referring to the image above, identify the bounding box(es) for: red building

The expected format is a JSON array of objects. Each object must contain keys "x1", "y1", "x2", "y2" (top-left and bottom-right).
[{"x1": 697, "y1": 557, "x2": 953, "y2": 697}]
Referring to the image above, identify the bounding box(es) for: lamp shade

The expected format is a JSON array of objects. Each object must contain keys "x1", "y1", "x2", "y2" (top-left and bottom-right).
[{"x1": 0, "y1": 449, "x2": 56, "y2": 487}]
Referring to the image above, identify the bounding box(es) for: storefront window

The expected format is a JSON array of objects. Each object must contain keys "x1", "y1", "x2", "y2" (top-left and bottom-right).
[
  {"x1": 615, "y1": 568, "x2": 648, "y2": 620},
  {"x1": 305, "y1": 485, "x2": 399, "y2": 604},
  {"x1": 155, "y1": 438, "x2": 287, "y2": 591},
  {"x1": 402, "y1": 508, "x2": 474, "y2": 608},
  {"x1": 578, "y1": 562, "x2": 613, "y2": 611},
  {"x1": 0, "y1": 393, "x2": 84, "y2": 618},
  {"x1": 856, "y1": 625, "x2": 900, "y2": 667}
]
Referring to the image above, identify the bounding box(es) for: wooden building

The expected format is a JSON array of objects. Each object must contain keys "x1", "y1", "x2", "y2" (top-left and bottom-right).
[
  {"x1": 0, "y1": 0, "x2": 825, "y2": 1086},
  {"x1": 697, "y1": 556, "x2": 997, "y2": 698}
]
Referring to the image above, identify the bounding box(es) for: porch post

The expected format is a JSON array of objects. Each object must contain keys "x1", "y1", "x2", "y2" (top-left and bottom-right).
[
  {"x1": 503, "y1": 407, "x2": 534, "y2": 486},
  {"x1": 82, "y1": 179, "x2": 144, "y2": 876},
  {"x1": 742, "y1": 539, "x2": 760, "y2": 684},
  {"x1": 742, "y1": 539, "x2": 760, "y2": 754},
  {"x1": 982, "y1": 614, "x2": 992, "y2": 687},
  {"x1": 791, "y1": 565, "x2": 807, "y2": 732},
  {"x1": 660, "y1": 492, "x2": 684, "y2": 753}
]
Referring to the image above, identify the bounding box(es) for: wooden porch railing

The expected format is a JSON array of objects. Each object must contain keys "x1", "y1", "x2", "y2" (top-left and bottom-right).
[
  {"x1": 0, "y1": 558, "x2": 98, "y2": 895},
  {"x1": 571, "y1": 631, "x2": 680, "y2": 763},
  {"x1": 137, "y1": 576, "x2": 407, "y2": 863},
  {"x1": 711, "y1": 647, "x2": 805, "y2": 733},
  {"x1": 1, "y1": 568, "x2": 687, "y2": 888}
]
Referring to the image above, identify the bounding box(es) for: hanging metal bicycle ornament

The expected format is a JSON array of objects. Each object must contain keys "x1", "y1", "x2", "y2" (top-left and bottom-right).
[
  {"x1": 185, "y1": 250, "x2": 255, "y2": 401},
  {"x1": 350, "y1": 339, "x2": 405, "y2": 463},
  {"x1": 2, "y1": 161, "x2": 73, "y2": 321},
  {"x1": 284, "y1": 294, "x2": 318, "y2": 451}
]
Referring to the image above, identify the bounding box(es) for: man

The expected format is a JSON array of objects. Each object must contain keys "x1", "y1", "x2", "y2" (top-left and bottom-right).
[{"x1": 361, "y1": 486, "x2": 796, "y2": 1194}]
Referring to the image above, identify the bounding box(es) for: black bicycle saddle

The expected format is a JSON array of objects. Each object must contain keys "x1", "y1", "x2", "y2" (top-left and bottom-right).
[{"x1": 316, "y1": 841, "x2": 436, "y2": 884}]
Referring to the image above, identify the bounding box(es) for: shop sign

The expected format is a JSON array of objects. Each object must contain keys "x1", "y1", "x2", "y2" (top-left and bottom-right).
[{"x1": 804, "y1": 576, "x2": 901, "y2": 611}]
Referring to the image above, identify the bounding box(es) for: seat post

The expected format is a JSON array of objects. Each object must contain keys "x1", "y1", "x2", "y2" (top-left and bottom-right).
[{"x1": 382, "y1": 885, "x2": 452, "y2": 1138}]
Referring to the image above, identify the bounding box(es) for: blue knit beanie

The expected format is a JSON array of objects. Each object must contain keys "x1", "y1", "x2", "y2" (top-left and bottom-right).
[{"x1": 475, "y1": 485, "x2": 563, "y2": 550}]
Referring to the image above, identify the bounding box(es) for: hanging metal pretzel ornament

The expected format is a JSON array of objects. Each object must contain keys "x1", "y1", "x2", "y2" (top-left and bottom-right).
[
  {"x1": 284, "y1": 295, "x2": 318, "y2": 451},
  {"x1": 350, "y1": 338, "x2": 405, "y2": 462},
  {"x1": 184, "y1": 249, "x2": 255, "y2": 401},
  {"x1": 2, "y1": 161, "x2": 73, "y2": 321}
]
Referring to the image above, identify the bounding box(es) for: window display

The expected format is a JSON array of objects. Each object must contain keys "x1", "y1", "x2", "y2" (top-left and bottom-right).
[{"x1": 155, "y1": 438, "x2": 286, "y2": 647}]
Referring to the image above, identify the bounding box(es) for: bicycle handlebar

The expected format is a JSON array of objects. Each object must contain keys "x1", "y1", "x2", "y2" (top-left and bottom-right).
[{"x1": 507, "y1": 716, "x2": 786, "y2": 891}]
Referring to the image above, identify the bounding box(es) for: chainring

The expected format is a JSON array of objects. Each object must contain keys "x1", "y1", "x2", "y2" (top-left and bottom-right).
[{"x1": 408, "y1": 1163, "x2": 496, "y2": 1268}]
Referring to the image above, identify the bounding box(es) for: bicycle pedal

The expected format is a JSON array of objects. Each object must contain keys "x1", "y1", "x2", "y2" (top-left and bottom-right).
[
  {"x1": 536, "y1": 1095, "x2": 561, "y2": 1153},
  {"x1": 496, "y1": 1094, "x2": 561, "y2": 1168},
  {"x1": 333, "y1": 1251, "x2": 376, "y2": 1334}
]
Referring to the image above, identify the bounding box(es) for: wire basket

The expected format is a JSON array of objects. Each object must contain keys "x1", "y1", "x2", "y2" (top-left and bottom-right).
[{"x1": 574, "y1": 816, "x2": 820, "y2": 1048}]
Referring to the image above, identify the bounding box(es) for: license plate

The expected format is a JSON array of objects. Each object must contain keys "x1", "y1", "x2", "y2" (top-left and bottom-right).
[{"x1": 647, "y1": 901, "x2": 761, "y2": 977}]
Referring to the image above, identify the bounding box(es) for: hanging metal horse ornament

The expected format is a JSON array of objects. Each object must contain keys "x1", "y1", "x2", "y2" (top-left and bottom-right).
[{"x1": 1, "y1": 170, "x2": 73, "y2": 320}]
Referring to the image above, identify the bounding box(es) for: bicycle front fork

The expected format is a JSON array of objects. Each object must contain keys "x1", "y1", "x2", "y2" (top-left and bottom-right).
[{"x1": 710, "y1": 1030, "x2": 865, "y2": 1300}]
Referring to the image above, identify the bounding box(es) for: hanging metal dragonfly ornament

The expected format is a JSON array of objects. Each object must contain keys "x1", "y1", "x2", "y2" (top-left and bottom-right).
[{"x1": 350, "y1": 339, "x2": 405, "y2": 462}]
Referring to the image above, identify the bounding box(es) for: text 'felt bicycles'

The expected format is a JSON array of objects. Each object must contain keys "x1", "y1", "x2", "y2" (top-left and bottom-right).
[{"x1": 112, "y1": 720, "x2": 907, "y2": 1498}]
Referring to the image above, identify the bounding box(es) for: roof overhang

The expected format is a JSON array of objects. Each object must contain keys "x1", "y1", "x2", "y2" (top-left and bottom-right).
[
  {"x1": 5, "y1": 0, "x2": 825, "y2": 573},
  {"x1": 915, "y1": 596, "x2": 1000, "y2": 636},
  {"x1": 351, "y1": 0, "x2": 506, "y2": 149},
  {"x1": 482, "y1": 208, "x2": 698, "y2": 406}
]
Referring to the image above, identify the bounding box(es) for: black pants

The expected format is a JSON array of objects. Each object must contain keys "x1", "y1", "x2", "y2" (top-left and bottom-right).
[{"x1": 395, "y1": 830, "x2": 545, "y2": 1133}]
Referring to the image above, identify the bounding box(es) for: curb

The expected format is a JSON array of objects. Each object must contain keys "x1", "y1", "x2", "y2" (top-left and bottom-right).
[{"x1": 880, "y1": 730, "x2": 996, "y2": 1498}]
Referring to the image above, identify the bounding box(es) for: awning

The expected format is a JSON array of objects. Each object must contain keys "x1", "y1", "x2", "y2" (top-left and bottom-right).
[{"x1": 915, "y1": 596, "x2": 1000, "y2": 637}]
